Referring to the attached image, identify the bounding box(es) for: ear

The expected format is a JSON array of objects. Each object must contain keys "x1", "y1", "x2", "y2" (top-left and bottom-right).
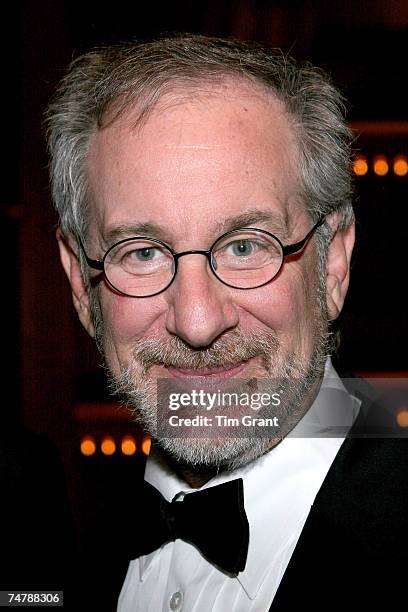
[
  {"x1": 56, "y1": 228, "x2": 95, "y2": 337},
  {"x1": 325, "y1": 212, "x2": 355, "y2": 321}
]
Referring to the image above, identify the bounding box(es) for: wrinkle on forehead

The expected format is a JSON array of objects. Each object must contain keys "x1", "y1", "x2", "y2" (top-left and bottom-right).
[
  {"x1": 90, "y1": 81, "x2": 295, "y2": 164},
  {"x1": 161, "y1": 144, "x2": 224, "y2": 150}
]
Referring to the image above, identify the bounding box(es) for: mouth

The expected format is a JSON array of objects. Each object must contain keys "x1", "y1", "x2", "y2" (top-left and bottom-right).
[{"x1": 164, "y1": 361, "x2": 248, "y2": 380}]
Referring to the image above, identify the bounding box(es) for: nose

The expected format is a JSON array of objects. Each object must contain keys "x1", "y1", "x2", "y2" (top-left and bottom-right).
[{"x1": 165, "y1": 254, "x2": 239, "y2": 347}]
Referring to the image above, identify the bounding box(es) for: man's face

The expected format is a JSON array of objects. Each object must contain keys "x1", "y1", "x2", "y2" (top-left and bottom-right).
[{"x1": 80, "y1": 84, "x2": 333, "y2": 468}]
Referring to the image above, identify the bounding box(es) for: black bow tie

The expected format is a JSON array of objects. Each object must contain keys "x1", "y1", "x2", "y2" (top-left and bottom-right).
[{"x1": 134, "y1": 478, "x2": 249, "y2": 575}]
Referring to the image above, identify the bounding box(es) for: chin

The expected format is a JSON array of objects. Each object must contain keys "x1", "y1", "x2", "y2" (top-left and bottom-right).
[{"x1": 105, "y1": 316, "x2": 329, "y2": 469}]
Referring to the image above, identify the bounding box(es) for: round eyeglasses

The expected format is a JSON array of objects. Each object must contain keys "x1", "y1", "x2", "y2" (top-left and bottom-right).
[{"x1": 79, "y1": 216, "x2": 324, "y2": 298}]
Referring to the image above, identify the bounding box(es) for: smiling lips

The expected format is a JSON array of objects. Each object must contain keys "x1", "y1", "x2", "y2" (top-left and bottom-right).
[{"x1": 165, "y1": 361, "x2": 248, "y2": 380}]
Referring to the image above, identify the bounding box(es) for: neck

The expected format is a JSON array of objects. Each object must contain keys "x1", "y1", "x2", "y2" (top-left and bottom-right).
[
  {"x1": 177, "y1": 466, "x2": 218, "y2": 488},
  {"x1": 161, "y1": 451, "x2": 219, "y2": 488},
  {"x1": 149, "y1": 445, "x2": 219, "y2": 488}
]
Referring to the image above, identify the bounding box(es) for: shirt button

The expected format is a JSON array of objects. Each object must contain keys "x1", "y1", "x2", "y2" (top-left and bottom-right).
[{"x1": 169, "y1": 591, "x2": 183, "y2": 611}]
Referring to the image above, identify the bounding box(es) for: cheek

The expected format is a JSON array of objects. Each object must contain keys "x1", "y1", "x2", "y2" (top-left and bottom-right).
[
  {"x1": 99, "y1": 291, "x2": 165, "y2": 363},
  {"x1": 237, "y1": 266, "x2": 318, "y2": 349}
]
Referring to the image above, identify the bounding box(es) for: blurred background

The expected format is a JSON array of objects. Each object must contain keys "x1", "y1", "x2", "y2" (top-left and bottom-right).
[{"x1": 2, "y1": 0, "x2": 407, "y2": 598}]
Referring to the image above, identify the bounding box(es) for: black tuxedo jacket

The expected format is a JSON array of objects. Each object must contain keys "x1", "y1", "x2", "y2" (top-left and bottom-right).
[{"x1": 270, "y1": 377, "x2": 408, "y2": 610}]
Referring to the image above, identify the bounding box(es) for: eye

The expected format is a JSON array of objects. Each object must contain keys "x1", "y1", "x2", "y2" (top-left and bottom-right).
[
  {"x1": 129, "y1": 247, "x2": 161, "y2": 261},
  {"x1": 226, "y1": 239, "x2": 256, "y2": 256},
  {"x1": 213, "y1": 231, "x2": 282, "y2": 272},
  {"x1": 106, "y1": 240, "x2": 172, "y2": 272}
]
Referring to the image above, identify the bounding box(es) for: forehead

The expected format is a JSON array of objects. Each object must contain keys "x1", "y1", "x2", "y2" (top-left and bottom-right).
[{"x1": 86, "y1": 83, "x2": 304, "y2": 246}]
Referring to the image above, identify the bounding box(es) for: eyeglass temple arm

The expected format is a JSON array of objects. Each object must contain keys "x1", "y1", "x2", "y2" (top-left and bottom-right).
[
  {"x1": 282, "y1": 215, "x2": 325, "y2": 257},
  {"x1": 77, "y1": 236, "x2": 104, "y2": 271}
]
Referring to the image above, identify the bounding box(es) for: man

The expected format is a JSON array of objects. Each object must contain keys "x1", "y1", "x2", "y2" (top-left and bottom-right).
[{"x1": 46, "y1": 35, "x2": 407, "y2": 610}]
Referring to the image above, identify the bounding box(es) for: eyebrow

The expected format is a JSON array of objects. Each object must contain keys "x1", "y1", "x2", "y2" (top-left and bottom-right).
[
  {"x1": 102, "y1": 222, "x2": 171, "y2": 247},
  {"x1": 102, "y1": 208, "x2": 289, "y2": 248},
  {"x1": 214, "y1": 209, "x2": 289, "y2": 237}
]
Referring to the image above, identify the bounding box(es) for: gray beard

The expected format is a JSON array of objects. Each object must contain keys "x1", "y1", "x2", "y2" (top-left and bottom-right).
[{"x1": 105, "y1": 312, "x2": 330, "y2": 471}]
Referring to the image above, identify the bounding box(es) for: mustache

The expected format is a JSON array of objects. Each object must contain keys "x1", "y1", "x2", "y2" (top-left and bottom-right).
[{"x1": 132, "y1": 329, "x2": 280, "y2": 373}]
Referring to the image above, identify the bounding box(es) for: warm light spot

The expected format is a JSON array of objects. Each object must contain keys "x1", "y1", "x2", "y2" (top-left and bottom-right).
[
  {"x1": 81, "y1": 436, "x2": 96, "y2": 456},
  {"x1": 373, "y1": 155, "x2": 389, "y2": 176},
  {"x1": 353, "y1": 156, "x2": 368, "y2": 176},
  {"x1": 142, "y1": 436, "x2": 151, "y2": 455},
  {"x1": 393, "y1": 155, "x2": 408, "y2": 177},
  {"x1": 101, "y1": 436, "x2": 116, "y2": 455},
  {"x1": 121, "y1": 435, "x2": 137, "y2": 455},
  {"x1": 396, "y1": 408, "x2": 408, "y2": 428}
]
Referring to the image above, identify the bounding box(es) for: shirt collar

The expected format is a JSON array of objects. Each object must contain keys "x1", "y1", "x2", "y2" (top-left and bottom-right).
[{"x1": 140, "y1": 359, "x2": 360, "y2": 595}]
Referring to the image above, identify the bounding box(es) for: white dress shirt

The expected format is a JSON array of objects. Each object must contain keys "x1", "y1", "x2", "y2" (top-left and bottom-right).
[{"x1": 118, "y1": 360, "x2": 360, "y2": 611}]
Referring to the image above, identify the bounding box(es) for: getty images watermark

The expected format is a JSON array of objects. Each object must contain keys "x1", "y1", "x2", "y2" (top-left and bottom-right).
[
  {"x1": 167, "y1": 388, "x2": 282, "y2": 428},
  {"x1": 157, "y1": 378, "x2": 286, "y2": 438},
  {"x1": 155, "y1": 377, "x2": 408, "y2": 439}
]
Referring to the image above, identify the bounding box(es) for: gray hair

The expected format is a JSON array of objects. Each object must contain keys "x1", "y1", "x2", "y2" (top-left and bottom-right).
[{"x1": 46, "y1": 34, "x2": 354, "y2": 258}]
